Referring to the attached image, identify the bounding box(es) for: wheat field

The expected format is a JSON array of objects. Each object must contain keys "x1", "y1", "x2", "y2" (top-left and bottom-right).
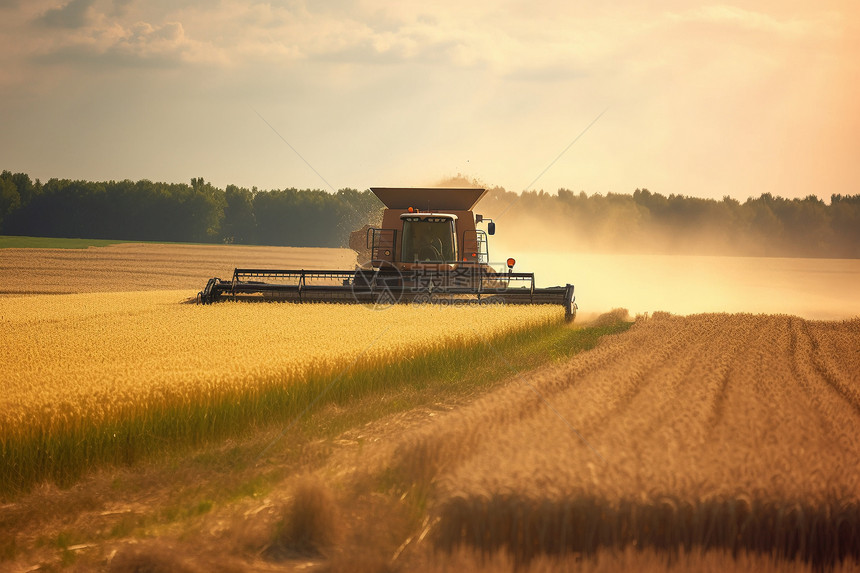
[
  {"x1": 387, "y1": 313, "x2": 860, "y2": 568},
  {"x1": 4, "y1": 243, "x2": 860, "y2": 570},
  {"x1": 0, "y1": 289, "x2": 562, "y2": 496}
]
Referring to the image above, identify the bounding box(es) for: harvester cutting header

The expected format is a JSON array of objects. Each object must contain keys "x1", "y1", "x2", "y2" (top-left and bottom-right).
[{"x1": 198, "y1": 187, "x2": 576, "y2": 320}]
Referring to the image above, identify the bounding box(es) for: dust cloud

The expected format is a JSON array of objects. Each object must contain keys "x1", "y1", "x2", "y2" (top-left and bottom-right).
[
  {"x1": 430, "y1": 175, "x2": 860, "y2": 320},
  {"x1": 490, "y1": 246, "x2": 860, "y2": 320}
]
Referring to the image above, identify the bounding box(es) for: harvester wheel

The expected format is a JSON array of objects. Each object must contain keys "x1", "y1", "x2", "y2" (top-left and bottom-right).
[
  {"x1": 562, "y1": 284, "x2": 577, "y2": 322},
  {"x1": 565, "y1": 302, "x2": 578, "y2": 322}
]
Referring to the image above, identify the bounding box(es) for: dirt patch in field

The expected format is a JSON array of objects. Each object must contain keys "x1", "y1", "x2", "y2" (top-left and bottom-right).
[{"x1": 0, "y1": 243, "x2": 356, "y2": 295}]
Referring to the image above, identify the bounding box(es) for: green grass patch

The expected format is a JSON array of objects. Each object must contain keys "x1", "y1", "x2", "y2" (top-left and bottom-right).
[
  {"x1": 0, "y1": 235, "x2": 132, "y2": 249},
  {"x1": 306, "y1": 319, "x2": 627, "y2": 441},
  {"x1": 0, "y1": 318, "x2": 631, "y2": 500},
  {"x1": 0, "y1": 235, "x2": 222, "y2": 249},
  {"x1": 0, "y1": 234, "x2": 307, "y2": 249}
]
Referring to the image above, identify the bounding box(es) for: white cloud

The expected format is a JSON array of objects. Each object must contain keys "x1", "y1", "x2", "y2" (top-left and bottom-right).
[
  {"x1": 34, "y1": 15, "x2": 226, "y2": 67},
  {"x1": 0, "y1": 0, "x2": 856, "y2": 199},
  {"x1": 5, "y1": 2, "x2": 649, "y2": 80}
]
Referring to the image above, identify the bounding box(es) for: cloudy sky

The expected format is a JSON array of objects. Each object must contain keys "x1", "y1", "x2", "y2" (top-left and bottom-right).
[{"x1": 1, "y1": 0, "x2": 856, "y2": 201}]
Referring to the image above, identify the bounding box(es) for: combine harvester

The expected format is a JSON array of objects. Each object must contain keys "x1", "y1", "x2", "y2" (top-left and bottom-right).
[{"x1": 198, "y1": 187, "x2": 576, "y2": 321}]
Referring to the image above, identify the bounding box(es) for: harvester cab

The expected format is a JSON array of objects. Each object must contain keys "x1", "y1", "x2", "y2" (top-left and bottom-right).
[
  {"x1": 400, "y1": 213, "x2": 458, "y2": 263},
  {"x1": 359, "y1": 187, "x2": 493, "y2": 270},
  {"x1": 198, "y1": 187, "x2": 576, "y2": 321}
]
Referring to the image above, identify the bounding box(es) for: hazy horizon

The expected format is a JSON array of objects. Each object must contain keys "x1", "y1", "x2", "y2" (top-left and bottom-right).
[
  {"x1": 483, "y1": 249, "x2": 860, "y2": 320},
  {"x1": 1, "y1": 1, "x2": 857, "y2": 203}
]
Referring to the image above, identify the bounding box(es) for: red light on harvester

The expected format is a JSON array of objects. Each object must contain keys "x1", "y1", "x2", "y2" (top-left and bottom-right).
[
  {"x1": 507, "y1": 258, "x2": 516, "y2": 269},
  {"x1": 408, "y1": 207, "x2": 414, "y2": 213}
]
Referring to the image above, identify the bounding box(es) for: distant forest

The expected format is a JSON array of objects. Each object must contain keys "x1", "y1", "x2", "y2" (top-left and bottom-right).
[
  {"x1": 480, "y1": 186, "x2": 860, "y2": 258},
  {"x1": 0, "y1": 171, "x2": 380, "y2": 248},
  {"x1": 1, "y1": 170, "x2": 858, "y2": 258}
]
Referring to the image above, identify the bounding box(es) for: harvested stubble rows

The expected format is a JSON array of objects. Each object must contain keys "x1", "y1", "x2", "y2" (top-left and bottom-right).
[
  {"x1": 0, "y1": 242, "x2": 355, "y2": 294},
  {"x1": 0, "y1": 290, "x2": 561, "y2": 496},
  {"x1": 391, "y1": 313, "x2": 860, "y2": 567}
]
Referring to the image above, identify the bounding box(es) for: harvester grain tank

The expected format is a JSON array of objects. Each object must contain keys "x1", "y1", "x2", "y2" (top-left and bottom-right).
[{"x1": 198, "y1": 187, "x2": 576, "y2": 320}]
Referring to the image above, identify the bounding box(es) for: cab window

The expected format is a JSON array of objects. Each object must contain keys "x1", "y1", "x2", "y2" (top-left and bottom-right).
[{"x1": 401, "y1": 219, "x2": 456, "y2": 262}]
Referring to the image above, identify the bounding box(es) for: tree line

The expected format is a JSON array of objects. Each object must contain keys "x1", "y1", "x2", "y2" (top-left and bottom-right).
[
  {"x1": 0, "y1": 171, "x2": 382, "y2": 248},
  {"x1": 478, "y1": 187, "x2": 860, "y2": 258},
  {"x1": 1, "y1": 170, "x2": 858, "y2": 257}
]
